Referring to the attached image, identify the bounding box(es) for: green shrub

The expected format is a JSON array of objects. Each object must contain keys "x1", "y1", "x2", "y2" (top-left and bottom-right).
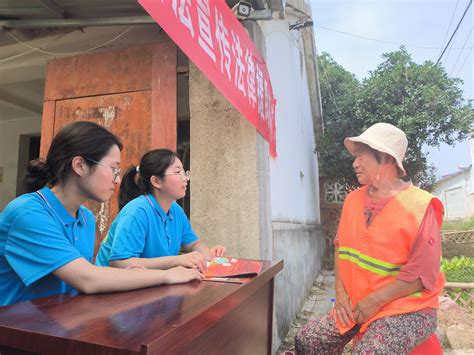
[
  {"x1": 441, "y1": 256, "x2": 474, "y2": 283},
  {"x1": 441, "y1": 256, "x2": 474, "y2": 310}
]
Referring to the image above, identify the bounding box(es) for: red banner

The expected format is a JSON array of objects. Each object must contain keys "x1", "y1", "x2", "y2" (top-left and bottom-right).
[{"x1": 138, "y1": 0, "x2": 277, "y2": 157}]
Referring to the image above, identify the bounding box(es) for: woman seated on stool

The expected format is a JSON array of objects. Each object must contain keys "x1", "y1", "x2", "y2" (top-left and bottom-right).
[
  {"x1": 0, "y1": 122, "x2": 203, "y2": 307},
  {"x1": 295, "y1": 123, "x2": 444, "y2": 354},
  {"x1": 95, "y1": 149, "x2": 225, "y2": 272}
]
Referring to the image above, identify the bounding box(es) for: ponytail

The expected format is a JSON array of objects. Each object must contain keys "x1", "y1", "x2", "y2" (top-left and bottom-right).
[
  {"x1": 118, "y1": 167, "x2": 146, "y2": 210},
  {"x1": 118, "y1": 149, "x2": 179, "y2": 210},
  {"x1": 23, "y1": 158, "x2": 52, "y2": 192}
]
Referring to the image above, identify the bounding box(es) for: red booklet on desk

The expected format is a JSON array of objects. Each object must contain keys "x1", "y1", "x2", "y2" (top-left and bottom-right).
[{"x1": 204, "y1": 257, "x2": 263, "y2": 284}]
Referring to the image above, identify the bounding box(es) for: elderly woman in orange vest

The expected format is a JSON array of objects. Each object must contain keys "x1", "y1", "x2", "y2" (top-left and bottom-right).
[{"x1": 295, "y1": 123, "x2": 444, "y2": 354}]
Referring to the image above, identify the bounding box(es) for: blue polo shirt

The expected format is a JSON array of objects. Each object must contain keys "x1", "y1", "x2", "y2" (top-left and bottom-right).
[
  {"x1": 0, "y1": 187, "x2": 95, "y2": 306},
  {"x1": 95, "y1": 194, "x2": 198, "y2": 266}
]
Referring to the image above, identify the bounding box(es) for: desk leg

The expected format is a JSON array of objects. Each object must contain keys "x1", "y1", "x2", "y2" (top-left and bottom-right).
[{"x1": 267, "y1": 278, "x2": 275, "y2": 355}]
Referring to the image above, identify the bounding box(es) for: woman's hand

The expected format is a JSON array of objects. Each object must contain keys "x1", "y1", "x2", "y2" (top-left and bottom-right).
[
  {"x1": 163, "y1": 266, "x2": 204, "y2": 284},
  {"x1": 175, "y1": 251, "x2": 208, "y2": 273},
  {"x1": 334, "y1": 284, "x2": 354, "y2": 327},
  {"x1": 353, "y1": 294, "x2": 382, "y2": 324},
  {"x1": 210, "y1": 245, "x2": 226, "y2": 257}
]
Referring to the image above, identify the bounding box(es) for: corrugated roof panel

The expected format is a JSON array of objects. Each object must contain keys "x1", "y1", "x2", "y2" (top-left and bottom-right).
[
  {"x1": 0, "y1": 0, "x2": 145, "y2": 20},
  {"x1": 1, "y1": 0, "x2": 269, "y2": 21}
]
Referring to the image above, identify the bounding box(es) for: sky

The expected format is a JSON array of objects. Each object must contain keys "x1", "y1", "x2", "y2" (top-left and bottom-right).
[{"x1": 309, "y1": 0, "x2": 473, "y2": 178}]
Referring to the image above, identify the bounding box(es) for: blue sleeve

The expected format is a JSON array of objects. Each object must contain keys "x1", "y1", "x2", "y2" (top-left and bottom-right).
[
  {"x1": 108, "y1": 208, "x2": 149, "y2": 261},
  {"x1": 5, "y1": 208, "x2": 82, "y2": 287},
  {"x1": 179, "y1": 208, "x2": 198, "y2": 247}
]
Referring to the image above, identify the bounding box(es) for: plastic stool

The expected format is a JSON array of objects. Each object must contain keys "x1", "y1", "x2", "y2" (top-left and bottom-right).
[{"x1": 410, "y1": 334, "x2": 442, "y2": 355}]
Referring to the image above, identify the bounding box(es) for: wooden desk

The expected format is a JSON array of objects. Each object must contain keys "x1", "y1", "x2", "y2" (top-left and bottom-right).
[{"x1": 0, "y1": 259, "x2": 282, "y2": 355}]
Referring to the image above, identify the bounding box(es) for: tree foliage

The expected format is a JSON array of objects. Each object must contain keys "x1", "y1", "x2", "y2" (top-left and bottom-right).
[{"x1": 317, "y1": 48, "x2": 473, "y2": 191}]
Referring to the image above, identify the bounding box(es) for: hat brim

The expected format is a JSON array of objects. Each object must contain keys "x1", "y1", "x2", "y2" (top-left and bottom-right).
[{"x1": 344, "y1": 137, "x2": 406, "y2": 177}]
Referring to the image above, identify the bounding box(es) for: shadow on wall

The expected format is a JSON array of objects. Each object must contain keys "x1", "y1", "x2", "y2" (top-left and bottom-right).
[{"x1": 273, "y1": 224, "x2": 325, "y2": 351}]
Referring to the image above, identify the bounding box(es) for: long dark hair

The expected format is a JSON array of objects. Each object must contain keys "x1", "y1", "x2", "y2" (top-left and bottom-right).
[
  {"x1": 119, "y1": 149, "x2": 179, "y2": 210},
  {"x1": 23, "y1": 121, "x2": 123, "y2": 193}
]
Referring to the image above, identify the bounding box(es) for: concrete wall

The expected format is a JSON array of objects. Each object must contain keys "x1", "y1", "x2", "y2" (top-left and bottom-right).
[
  {"x1": 0, "y1": 117, "x2": 41, "y2": 211},
  {"x1": 261, "y1": 19, "x2": 320, "y2": 223},
  {"x1": 260, "y1": 17, "x2": 324, "y2": 345},
  {"x1": 469, "y1": 193, "x2": 474, "y2": 219},
  {"x1": 469, "y1": 129, "x2": 474, "y2": 195},
  {"x1": 468, "y1": 130, "x2": 474, "y2": 216},
  {"x1": 273, "y1": 222, "x2": 323, "y2": 339},
  {"x1": 189, "y1": 10, "x2": 323, "y2": 351},
  {"x1": 189, "y1": 64, "x2": 263, "y2": 259},
  {"x1": 433, "y1": 126, "x2": 474, "y2": 219},
  {"x1": 433, "y1": 170, "x2": 471, "y2": 220}
]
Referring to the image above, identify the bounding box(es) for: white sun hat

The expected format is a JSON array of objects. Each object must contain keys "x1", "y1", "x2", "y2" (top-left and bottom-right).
[{"x1": 344, "y1": 122, "x2": 408, "y2": 176}]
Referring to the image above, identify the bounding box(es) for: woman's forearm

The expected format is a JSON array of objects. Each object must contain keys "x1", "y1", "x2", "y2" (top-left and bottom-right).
[
  {"x1": 54, "y1": 258, "x2": 178, "y2": 294},
  {"x1": 370, "y1": 278, "x2": 423, "y2": 307},
  {"x1": 110, "y1": 256, "x2": 178, "y2": 269}
]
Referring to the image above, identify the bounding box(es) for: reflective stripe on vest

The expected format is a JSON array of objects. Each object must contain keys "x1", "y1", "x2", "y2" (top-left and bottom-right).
[
  {"x1": 339, "y1": 246, "x2": 422, "y2": 297},
  {"x1": 338, "y1": 246, "x2": 403, "y2": 277}
]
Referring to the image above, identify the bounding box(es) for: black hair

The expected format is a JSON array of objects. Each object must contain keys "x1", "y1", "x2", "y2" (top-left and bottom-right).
[
  {"x1": 118, "y1": 149, "x2": 180, "y2": 210},
  {"x1": 23, "y1": 121, "x2": 123, "y2": 193}
]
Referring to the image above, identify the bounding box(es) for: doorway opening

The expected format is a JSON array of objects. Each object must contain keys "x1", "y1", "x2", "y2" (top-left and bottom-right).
[
  {"x1": 16, "y1": 134, "x2": 41, "y2": 196},
  {"x1": 177, "y1": 49, "x2": 191, "y2": 217}
]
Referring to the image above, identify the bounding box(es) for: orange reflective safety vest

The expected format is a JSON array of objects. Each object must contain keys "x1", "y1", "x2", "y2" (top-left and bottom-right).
[{"x1": 335, "y1": 185, "x2": 445, "y2": 334}]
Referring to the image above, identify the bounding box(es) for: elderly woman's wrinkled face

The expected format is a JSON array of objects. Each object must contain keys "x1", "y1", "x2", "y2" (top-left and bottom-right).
[{"x1": 352, "y1": 145, "x2": 380, "y2": 185}]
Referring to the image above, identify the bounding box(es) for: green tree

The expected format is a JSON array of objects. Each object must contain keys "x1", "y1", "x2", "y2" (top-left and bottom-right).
[
  {"x1": 318, "y1": 48, "x2": 473, "y2": 191},
  {"x1": 317, "y1": 53, "x2": 361, "y2": 189}
]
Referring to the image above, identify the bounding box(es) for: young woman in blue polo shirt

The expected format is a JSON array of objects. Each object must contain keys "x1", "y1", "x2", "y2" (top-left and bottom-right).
[
  {"x1": 0, "y1": 122, "x2": 202, "y2": 306},
  {"x1": 95, "y1": 149, "x2": 225, "y2": 272}
]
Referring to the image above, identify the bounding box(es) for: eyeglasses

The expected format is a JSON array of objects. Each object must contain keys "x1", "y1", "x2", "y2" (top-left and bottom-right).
[
  {"x1": 85, "y1": 158, "x2": 121, "y2": 182},
  {"x1": 163, "y1": 170, "x2": 190, "y2": 182}
]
